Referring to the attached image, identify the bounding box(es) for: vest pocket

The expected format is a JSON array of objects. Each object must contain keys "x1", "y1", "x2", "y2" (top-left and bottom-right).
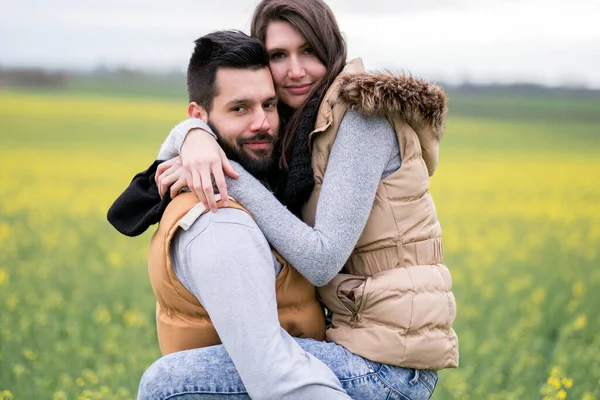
[{"x1": 336, "y1": 275, "x2": 372, "y2": 326}]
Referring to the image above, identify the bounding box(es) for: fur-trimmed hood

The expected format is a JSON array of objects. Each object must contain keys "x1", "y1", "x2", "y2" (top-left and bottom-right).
[
  {"x1": 338, "y1": 71, "x2": 447, "y2": 141},
  {"x1": 313, "y1": 58, "x2": 446, "y2": 176}
]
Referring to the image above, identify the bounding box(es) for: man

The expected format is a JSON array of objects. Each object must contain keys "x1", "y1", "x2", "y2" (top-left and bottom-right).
[
  {"x1": 109, "y1": 29, "x2": 440, "y2": 400},
  {"x1": 109, "y1": 30, "x2": 349, "y2": 399}
]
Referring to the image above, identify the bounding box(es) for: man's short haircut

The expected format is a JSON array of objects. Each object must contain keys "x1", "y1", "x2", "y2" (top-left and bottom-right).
[{"x1": 187, "y1": 30, "x2": 270, "y2": 112}]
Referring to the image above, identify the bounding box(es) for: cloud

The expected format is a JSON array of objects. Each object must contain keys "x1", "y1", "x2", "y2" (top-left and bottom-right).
[
  {"x1": 327, "y1": 0, "x2": 481, "y2": 15},
  {"x1": 1, "y1": 0, "x2": 599, "y2": 87}
]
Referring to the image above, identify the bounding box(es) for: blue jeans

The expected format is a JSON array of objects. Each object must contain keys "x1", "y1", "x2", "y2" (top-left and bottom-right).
[{"x1": 138, "y1": 338, "x2": 437, "y2": 400}]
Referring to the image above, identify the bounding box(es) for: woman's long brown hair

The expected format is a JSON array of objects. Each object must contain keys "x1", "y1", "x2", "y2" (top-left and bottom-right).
[{"x1": 251, "y1": 0, "x2": 347, "y2": 169}]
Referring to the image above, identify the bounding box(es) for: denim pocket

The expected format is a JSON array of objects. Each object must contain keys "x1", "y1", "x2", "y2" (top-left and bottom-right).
[
  {"x1": 415, "y1": 369, "x2": 438, "y2": 395},
  {"x1": 375, "y1": 365, "x2": 438, "y2": 400}
]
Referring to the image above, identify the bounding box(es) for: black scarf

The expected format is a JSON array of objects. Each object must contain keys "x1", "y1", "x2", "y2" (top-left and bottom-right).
[
  {"x1": 107, "y1": 160, "x2": 171, "y2": 236},
  {"x1": 277, "y1": 91, "x2": 321, "y2": 216},
  {"x1": 107, "y1": 92, "x2": 323, "y2": 236}
]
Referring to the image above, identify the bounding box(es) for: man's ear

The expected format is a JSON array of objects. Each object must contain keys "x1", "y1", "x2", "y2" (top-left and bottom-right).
[{"x1": 188, "y1": 102, "x2": 208, "y2": 123}]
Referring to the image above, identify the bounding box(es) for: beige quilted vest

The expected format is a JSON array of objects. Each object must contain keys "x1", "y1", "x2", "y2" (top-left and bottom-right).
[
  {"x1": 303, "y1": 59, "x2": 459, "y2": 370},
  {"x1": 148, "y1": 192, "x2": 326, "y2": 355}
]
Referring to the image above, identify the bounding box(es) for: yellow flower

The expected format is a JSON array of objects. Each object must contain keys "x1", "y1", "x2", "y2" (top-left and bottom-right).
[
  {"x1": 557, "y1": 389, "x2": 567, "y2": 400},
  {"x1": 13, "y1": 364, "x2": 26, "y2": 378},
  {"x1": 547, "y1": 376, "x2": 562, "y2": 390},
  {"x1": 531, "y1": 287, "x2": 546, "y2": 304},
  {"x1": 7, "y1": 294, "x2": 19, "y2": 311},
  {"x1": 572, "y1": 281, "x2": 585, "y2": 298},
  {"x1": 123, "y1": 310, "x2": 146, "y2": 327},
  {"x1": 0, "y1": 222, "x2": 10, "y2": 241},
  {"x1": 103, "y1": 340, "x2": 119, "y2": 355},
  {"x1": 574, "y1": 315, "x2": 588, "y2": 331},
  {"x1": 567, "y1": 300, "x2": 578, "y2": 312},
  {"x1": 107, "y1": 252, "x2": 123, "y2": 268},
  {"x1": 76, "y1": 377, "x2": 85, "y2": 387},
  {"x1": 82, "y1": 369, "x2": 99, "y2": 385},
  {"x1": 60, "y1": 373, "x2": 73, "y2": 387},
  {"x1": 52, "y1": 391, "x2": 68, "y2": 400},
  {"x1": 93, "y1": 305, "x2": 111, "y2": 325},
  {"x1": 0, "y1": 269, "x2": 8, "y2": 286},
  {"x1": 0, "y1": 391, "x2": 14, "y2": 400},
  {"x1": 34, "y1": 312, "x2": 49, "y2": 326},
  {"x1": 561, "y1": 378, "x2": 573, "y2": 389},
  {"x1": 23, "y1": 348, "x2": 36, "y2": 361}
]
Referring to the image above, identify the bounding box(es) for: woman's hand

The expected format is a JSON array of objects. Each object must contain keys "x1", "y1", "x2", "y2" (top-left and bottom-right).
[
  {"x1": 156, "y1": 156, "x2": 192, "y2": 200},
  {"x1": 156, "y1": 128, "x2": 239, "y2": 212}
]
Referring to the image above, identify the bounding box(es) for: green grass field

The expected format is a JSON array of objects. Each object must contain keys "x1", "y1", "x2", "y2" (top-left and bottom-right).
[{"x1": 0, "y1": 88, "x2": 599, "y2": 400}]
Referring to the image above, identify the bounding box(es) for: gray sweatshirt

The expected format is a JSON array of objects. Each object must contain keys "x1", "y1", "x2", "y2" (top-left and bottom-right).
[{"x1": 158, "y1": 110, "x2": 401, "y2": 287}]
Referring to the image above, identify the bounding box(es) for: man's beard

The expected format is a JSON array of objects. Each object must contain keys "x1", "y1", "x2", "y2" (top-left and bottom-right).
[{"x1": 207, "y1": 121, "x2": 277, "y2": 179}]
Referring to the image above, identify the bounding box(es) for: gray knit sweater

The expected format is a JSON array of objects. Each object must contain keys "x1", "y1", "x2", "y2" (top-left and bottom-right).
[{"x1": 158, "y1": 110, "x2": 401, "y2": 286}]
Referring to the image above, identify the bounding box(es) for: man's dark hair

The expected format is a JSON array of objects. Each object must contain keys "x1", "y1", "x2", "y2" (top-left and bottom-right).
[{"x1": 187, "y1": 30, "x2": 269, "y2": 112}]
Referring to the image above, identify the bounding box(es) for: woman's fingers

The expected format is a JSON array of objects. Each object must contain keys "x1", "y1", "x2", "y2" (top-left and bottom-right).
[
  {"x1": 191, "y1": 169, "x2": 209, "y2": 211},
  {"x1": 169, "y1": 175, "x2": 189, "y2": 199},
  {"x1": 158, "y1": 172, "x2": 179, "y2": 199},
  {"x1": 220, "y1": 149, "x2": 240, "y2": 179},
  {"x1": 212, "y1": 165, "x2": 229, "y2": 207},
  {"x1": 200, "y1": 166, "x2": 217, "y2": 212},
  {"x1": 155, "y1": 157, "x2": 181, "y2": 188}
]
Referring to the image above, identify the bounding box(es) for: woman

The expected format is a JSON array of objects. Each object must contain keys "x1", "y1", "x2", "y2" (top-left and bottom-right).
[{"x1": 149, "y1": 0, "x2": 458, "y2": 398}]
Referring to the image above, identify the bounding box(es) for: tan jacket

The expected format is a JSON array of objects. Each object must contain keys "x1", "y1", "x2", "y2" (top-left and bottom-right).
[
  {"x1": 148, "y1": 192, "x2": 326, "y2": 355},
  {"x1": 304, "y1": 59, "x2": 458, "y2": 370}
]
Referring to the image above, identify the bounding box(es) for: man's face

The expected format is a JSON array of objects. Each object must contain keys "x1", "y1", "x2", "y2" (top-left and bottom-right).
[{"x1": 207, "y1": 67, "x2": 280, "y2": 177}]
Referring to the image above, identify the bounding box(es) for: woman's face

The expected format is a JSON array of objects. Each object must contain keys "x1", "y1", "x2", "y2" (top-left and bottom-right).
[{"x1": 265, "y1": 20, "x2": 327, "y2": 109}]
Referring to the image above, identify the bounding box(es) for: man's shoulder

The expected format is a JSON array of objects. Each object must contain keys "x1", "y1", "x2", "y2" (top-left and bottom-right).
[
  {"x1": 173, "y1": 207, "x2": 260, "y2": 251},
  {"x1": 183, "y1": 207, "x2": 258, "y2": 236},
  {"x1": 170, "y1": 205, "x2": 275, "y2": 270}
]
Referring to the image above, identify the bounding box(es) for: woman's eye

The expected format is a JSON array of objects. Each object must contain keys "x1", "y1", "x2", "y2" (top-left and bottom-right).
[
  {"x1": 270, "y1": 52, "x2": 285, "y2": 60},
  {"x1": 303, "y1": 47, "x2": 315, "y2": 56}
]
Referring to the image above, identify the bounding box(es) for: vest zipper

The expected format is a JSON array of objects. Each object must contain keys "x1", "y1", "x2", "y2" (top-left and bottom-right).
[{"x1": 350, "y1": 312, "x2": 359, "y2": 327}]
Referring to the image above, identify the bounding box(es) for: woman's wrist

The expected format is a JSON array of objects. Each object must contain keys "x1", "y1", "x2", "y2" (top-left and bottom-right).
[{"x1": 177, "y1": 118, "x2": 217, "y2": 152}]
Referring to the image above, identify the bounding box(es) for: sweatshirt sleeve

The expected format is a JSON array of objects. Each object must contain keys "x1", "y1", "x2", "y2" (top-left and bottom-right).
[
  {"x1": 157, "y1": 118, "x2": 217, "y2": 160},
  {"x1": 226, "y1": 110, "x2": 396, "y2": 286}
]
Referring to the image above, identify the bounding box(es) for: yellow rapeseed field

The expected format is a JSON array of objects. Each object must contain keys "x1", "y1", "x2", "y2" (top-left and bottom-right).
[{"x1": 0, "y1": 90, "x2": 599, "y2": 399}]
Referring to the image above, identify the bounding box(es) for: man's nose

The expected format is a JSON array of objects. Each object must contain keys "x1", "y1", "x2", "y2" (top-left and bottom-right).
[
  {"x1": 251, "y1": 109, "x2": 271, "y2": 132},
  {"x1": 288, "y1": 56, "x2": 306, "y2": 79}
]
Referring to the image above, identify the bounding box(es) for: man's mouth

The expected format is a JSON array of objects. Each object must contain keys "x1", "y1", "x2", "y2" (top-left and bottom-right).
[
  {"x1": 240, "y1": 134, "x2": 273, "y2": 151},
  {"x1": 242, "y1": 140, "x2": 272, "y2": 151},
  {"x1": 238, "y1": 132, "x2": 275, "y2": 153}
]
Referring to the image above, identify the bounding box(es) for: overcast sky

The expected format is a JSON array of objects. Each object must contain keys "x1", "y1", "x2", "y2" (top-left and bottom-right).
[{"x1": 1, "y1": 0, "x2": 599, "y2": 87}]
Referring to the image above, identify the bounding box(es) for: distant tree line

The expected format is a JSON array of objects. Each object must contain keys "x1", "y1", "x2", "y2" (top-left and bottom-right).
[
  {"x1": 0, "y1": 67, "x2": 68, "y2": 88},
  {"x1": 445, "y1": 82, "x2": 600, "y2": 99},
  {"x1": 1, "y1": 66, "x2": 598, "y2": 98}
]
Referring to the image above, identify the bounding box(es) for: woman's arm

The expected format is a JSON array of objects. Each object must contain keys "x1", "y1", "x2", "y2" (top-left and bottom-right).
[
  {"x1": 227, "y1": 110, "x2": 397, "y2": 286},
  {"x1": 157, "y1": 118, "x2": 216, "y2": 160},
  {"x1": 156, "y1": 118, "x2": 239, "y2": 211}
]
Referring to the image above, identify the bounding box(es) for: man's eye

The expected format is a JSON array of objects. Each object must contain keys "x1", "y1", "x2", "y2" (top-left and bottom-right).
[
  {"x1": 232, "y1": 106, "x2": 247, "y2": 113},
  {"x1": 264, "y1": 102, "x2": 277, "y2": 109}
]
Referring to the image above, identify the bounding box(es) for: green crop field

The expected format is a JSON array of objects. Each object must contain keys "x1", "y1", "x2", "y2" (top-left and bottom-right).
[{"x1": 1, "y1": 88, "x2": 599, "y2": 400}]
